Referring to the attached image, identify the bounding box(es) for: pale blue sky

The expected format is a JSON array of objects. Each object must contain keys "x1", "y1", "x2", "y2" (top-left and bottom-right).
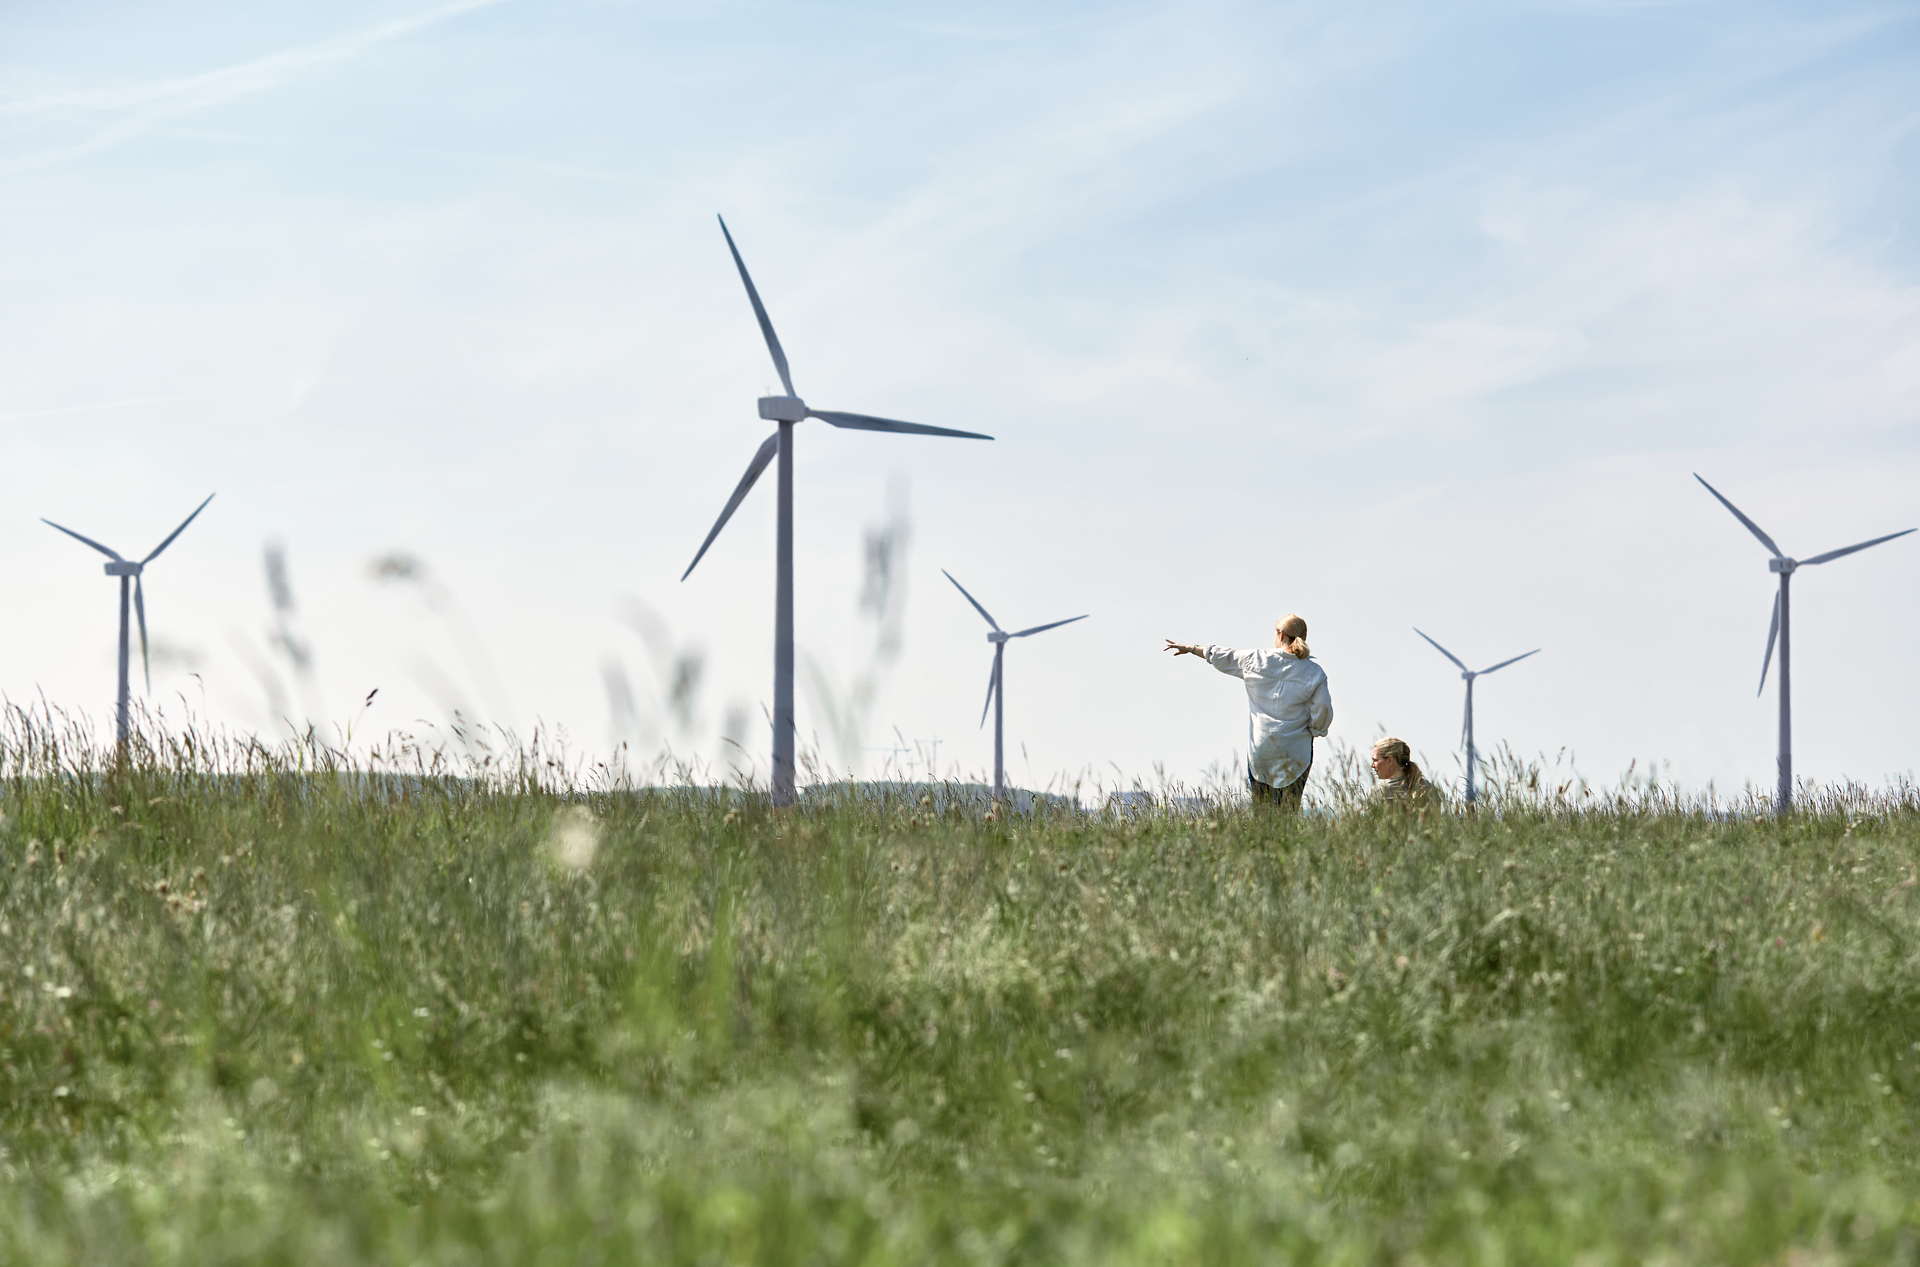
[{"x1": 3, "y1": 0, "x2": 1917, "y2": 796}]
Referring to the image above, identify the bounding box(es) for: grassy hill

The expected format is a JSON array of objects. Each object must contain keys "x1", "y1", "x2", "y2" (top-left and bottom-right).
[{"x1": 2, "y1": 716, "x2": 1917, "y2": 1263}]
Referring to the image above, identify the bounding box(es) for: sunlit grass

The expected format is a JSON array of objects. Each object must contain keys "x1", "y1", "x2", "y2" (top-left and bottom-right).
[{"x1": 2, "y1": 702, "x2": 1917, "y2": 1263}]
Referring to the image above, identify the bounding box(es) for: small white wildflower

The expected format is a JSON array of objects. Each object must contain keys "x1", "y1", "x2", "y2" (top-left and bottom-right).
[{"x1": 544, "y1": 806, "x2": 600, "y2": 871}]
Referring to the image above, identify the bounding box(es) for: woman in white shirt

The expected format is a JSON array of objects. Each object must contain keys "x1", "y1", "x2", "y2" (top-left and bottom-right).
[{"x1": 1165, "y1": 614, "x2": 1333, "y2": 810}]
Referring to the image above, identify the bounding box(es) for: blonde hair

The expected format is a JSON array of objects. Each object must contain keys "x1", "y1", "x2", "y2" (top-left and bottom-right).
[
  {"x1": 1276, "y1": 613, "x2": 1311, "y2": 659},
  {"x1": 1373, "y1": 736, "x2": 1422, "y2": 785}
]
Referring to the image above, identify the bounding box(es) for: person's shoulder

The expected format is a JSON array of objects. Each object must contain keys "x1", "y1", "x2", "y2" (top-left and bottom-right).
[
  {"x1": 1372, "y1": 780, "x2": 1408, "y2": 807},
  {"x1": 1374, "y1": 783, "x2": 1439, "y2": 811}
]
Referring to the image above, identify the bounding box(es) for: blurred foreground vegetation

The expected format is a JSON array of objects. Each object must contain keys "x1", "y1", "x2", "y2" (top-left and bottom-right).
[{"x1": 2, "y1": 710, "x2": 1919, "y2": 1263}]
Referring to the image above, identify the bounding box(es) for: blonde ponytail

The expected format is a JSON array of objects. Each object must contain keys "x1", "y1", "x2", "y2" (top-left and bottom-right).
[
  {"x1": 1373, "y1": 736, "x2": 1422, "y2": 786},
  {"x1": 1277, "y1": 613, "x2": 1311, "y2": 659}
]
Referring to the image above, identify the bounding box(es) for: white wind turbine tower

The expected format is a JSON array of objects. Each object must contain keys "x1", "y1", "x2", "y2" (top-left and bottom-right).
[
  {"x1": 43, "y1": 495, "x2": 215, "y2": 749},
  {"x1": 1414, "y1": 629, "x2": 1539, "y2": 804},
  {"x1": 942, "y1": 569, "x2": 1086, "y2": 801},
  {"x1": 681, "y1": 218, "x2": 992, "y2": 807},
  {"x1": 1694, "y1": 473, "x2": 1915, "y2": 815}
]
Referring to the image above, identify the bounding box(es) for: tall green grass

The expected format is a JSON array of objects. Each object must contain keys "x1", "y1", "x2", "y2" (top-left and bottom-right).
[{"x1": 2, "y1": 702, "x2": 1917, "y2": 1263}]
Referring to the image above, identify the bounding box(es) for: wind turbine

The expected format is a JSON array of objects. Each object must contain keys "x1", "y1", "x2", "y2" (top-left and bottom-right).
[
  {"x1": 1694, "y1": 474, "x2": 1915, "y2": 815},
  {"x1": 1414, "y1": 629, "x2": 1539, "y2": 804},
  {"x1": 681, "y1": 217, "x2": 992, "y2": 807},
  {"x1": 43, "y1": 494, "x2": 215, "y2": 748},
  {"x1": 943, "y1": 569, "x2": 1086, "y2": 801}
]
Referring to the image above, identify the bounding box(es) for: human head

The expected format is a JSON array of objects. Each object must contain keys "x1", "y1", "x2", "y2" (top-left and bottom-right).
[
  {"x1": 1273, "y1": 613, "x2": 1311, "y2": 659},
  {"x1": 1371, "y1": 736, "x2": 1412, "y2": 780}
]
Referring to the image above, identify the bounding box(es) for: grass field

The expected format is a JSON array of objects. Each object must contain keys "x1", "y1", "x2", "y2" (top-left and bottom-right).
[{"x1": 2, "y1": 710, "x2": 1918, "y2": 1264}]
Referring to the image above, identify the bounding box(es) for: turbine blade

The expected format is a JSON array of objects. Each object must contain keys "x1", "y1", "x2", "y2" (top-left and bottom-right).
[
  {"x1": 1758, "y1": 591, "x2": 1779, "y2": 697},
  {"x1": 135, "y1": 575, "x2": 151, "y2": 693},
  {"x1": 1414, "y1": 628, "x2": 1469, "y2": 673},
  {"x1": 41, "y1": 519, "x2": 123, "y2": 562},
  {"x1": 1010, "y1": 614, "x2": 1088, "y2": 638},
  {"x1": 717, "y1": 216, "x2": 794, "y2": 397},
  {"x1": 942, "y1": 569, "x2": 1002, "y2": 631},
  {"x1": 1478, "y1": 648, "x2": 1540, "y2": 676},
  {"x1": 810, "y1": 410, "x2": 992, "y2": 441},
  {"x1": 1799, "y1": 527, "x2": 1917, "y2": 567},
  {"x1": 980, "y1": 657, "x2": 998, "y2": 729},
  {"x1": 1693, "y1": 474, "x2": 1783, "y2": 559},
  {"x1": 142, "y1": 493, "x2": 215, "y2": 564},
  {"x1": 681, "y1": 432, "x2": 780, "y2": 582}
]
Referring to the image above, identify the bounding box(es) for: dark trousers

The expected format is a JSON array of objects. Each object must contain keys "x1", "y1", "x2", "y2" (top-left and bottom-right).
[{"x1": 1250, "y1": 763, "x2": 1310, "y2": 811}]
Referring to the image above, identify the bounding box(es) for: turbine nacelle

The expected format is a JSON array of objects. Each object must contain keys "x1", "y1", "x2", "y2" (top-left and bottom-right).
[
  {"x1": 104, "y1": 561, "x2": 143, "y2": 577},
  {"x1": 987, "y1": 631, "x2": 1010, "y2": 644},
  {"x1": 1768, "y1": 557, "x2": 1798, "y2": 575},
  {"x1": 758, "y1": 395, "x2": 808, "y2": 422}
]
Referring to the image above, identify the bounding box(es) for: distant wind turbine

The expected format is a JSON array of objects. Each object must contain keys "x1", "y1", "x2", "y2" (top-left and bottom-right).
[
  {"x1": 1694, "y1": 474, "x2": 1915, "y2": 815},
  {"x1": 1414, "y1": 629, "x2": 1539, "y2": 804},
  {"x1": 680, "y1": 217, "x2": 992, "y2": 807},
  {"x1": 43, "y1": 495, "x2": 215, "y2": 748},
  {"x1": 943, "y1": 569, "x2": 1086, "y2": 801}
]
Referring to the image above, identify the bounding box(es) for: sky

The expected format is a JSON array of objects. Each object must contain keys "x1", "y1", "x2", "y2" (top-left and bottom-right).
[{"x1": 2, "y1": 0, "x2": 1917, "y2": 800}]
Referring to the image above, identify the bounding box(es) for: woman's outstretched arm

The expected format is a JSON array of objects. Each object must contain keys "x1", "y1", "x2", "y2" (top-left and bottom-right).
[{"x1": 1169, "y1": 641, "x2": 1247, "y2": 677}]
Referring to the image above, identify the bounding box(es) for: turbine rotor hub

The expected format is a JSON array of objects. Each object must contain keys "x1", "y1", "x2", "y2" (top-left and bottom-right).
[
  {"x1": 103, "y1": 562, "x2": 142, "y2": 577},
  {"x1": 1769, "y1": 557, "x2": 1798, "y2": 574},
  {"x1": 758, "y1": 395, "x2": 808, "y2": 422}
]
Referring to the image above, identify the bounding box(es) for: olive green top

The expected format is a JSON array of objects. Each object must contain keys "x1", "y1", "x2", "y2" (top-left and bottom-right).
[{"x1": 1374, "y1": 770, "x2": 1437, "y2": 806}]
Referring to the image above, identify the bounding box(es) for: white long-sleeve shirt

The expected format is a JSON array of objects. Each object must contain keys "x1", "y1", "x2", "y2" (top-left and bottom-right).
[{"x1": 1205, "y1": 645, "x2": 1333, "y2": 788}]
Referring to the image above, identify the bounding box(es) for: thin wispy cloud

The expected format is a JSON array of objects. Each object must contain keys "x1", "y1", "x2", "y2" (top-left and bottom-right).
[
  {"x1": 1, "y1": 0, "x2": 509, "y2": 167},
  {"x1": 0, "y1": 384, "x2": 290, "y2": 424}
]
